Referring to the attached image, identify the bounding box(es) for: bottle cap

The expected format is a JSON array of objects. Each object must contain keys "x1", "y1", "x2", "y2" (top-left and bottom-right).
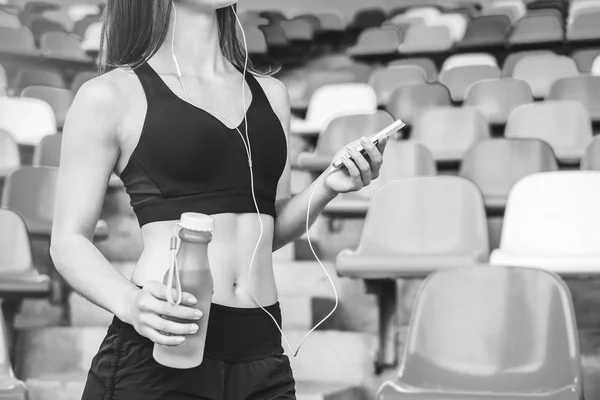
[{"x1": 178, "y1": 213, "x2": 215, "y2": 232}]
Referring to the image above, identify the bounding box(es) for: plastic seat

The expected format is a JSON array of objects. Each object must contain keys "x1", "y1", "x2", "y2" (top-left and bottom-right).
[
  {"x1": 505, "y1": 100, "x2": 593, "y2": 163},
  {"x1": 512, "y1": 54, "x2": 579, "y2": 98},
  {"x1": 42, "y1": 9, "x2": 74, "y2": 31},
  {"x1": 439, "y1": 65, "x2": 501, "y2": 102},
  {"x1": 464, "y1": 78, "x2": 533, "y2": 124},
  {"x1": 296, "y1": 111, "x2": 393, "y2": 171},
  {"x1": 490, "y1": 171, "x2": 600, "y2": 275},
  {"x1": 581, "y1": 136, "x2": 600, "y2": 170},
  {"x1": 0, "y1": 9, "x2": 20, "y2": 28},
  {"x1": 369, "y1": 66, "x2": 427, "y2": 106},
  {"x1": 386, "y1": 83, "x2": 452, "y2": 125},
  {"x1": 411, "y1": 106, "x2": 490, "y2": 162},
  {"x1": 280, "y1": 18, "x2": 314, "y2": 41},
  {"x1": 528, "y1": 0, "x2": 568, "y2": 15},
  {"x1": 404, "y1": 7, "x2": 441, "y2": 24},
  {"x1": 432, "y1": 13, "x2": 468, "y2": 41},
  {"x1": 347, "y1": 27, "x2": 402, "y2": 57},
  {"x1": 0, "y1": 128, "x2": 20, "y2": 178},
  {"x1": 27, "y1": 17, "x2": 66, "y2": 46},
  {"x1": 316, "y1": 12, "x2": 346, "y2": 31},
  {"x1": 567, "y1": 10, "x2": 600, "y2": 41},
  {"x1": 484, "y1": 2, "x2": 526, "y2": 23},
  {"x1": 0, "y1": 97, "x2": 56, "y2": 146},
  {"x1": 459, "y1": 138, "x2": 558, "y2": 211},
  {"x1": 593, "y1": 55, "x2": 600, "y2": 75},
  {"x1": 72, "y1": 14, "x2": 100, "y2": 38},
  {"x1": 548, "y1": 76, "x2": 600, "y2": 122},
  {"x1": 288, "y1": 69, "x2": 356, "y2": 110},
  {"x1": 1, "y1": 166, "x2": 109, "y2": 240},
  {"x1": 243, "y1": 26, "x2": 268, "y2": 54},
  {"x1": 259, "y1": 23, "x2": 289, "y2": 48},
  {"x1": 399, "y1": 25, "x2": 453, "y2": 54},
  {"x1": 441, "y1": 53, "x2": 497, "y2": 72},
  {"x1": 458, "y1": 15, "x2": 511, "y2": 49},
  {"x1": 0, "y1": 27, "x2": 37, "y2": 54},
  {"x1": 67, "y1": 3, "x2": 100, "y2": 23},
  {"x1": 572, "y1": 48, "x2": 600, "y2": 73},
  {"x1": 388, "y1": 58, "x2": 438, "y2": 82},
  {"x1": 336, "y1": 176, "x2": 489, "y2": 279},
  {"x1": 71, "y1": 71, "x2": 96, "y2": 94},
  {"x1": 335, "y1": 63, "x2": 373, "y2": 83},
  {"x1": 502, "y1": 49, "x2": 555, "y2": 76},
  {"x1": 350, "y1": 8, "x2": 387, "y2": 31},
  {"x1": 81, "y1": 22, "x2": 101, "y2": 52},
  {"x1": 14, "y1": 68, "x2": 66, "y2": 91},
  {"x1": 40, "y1": 31, "x2": 89, "y2": 60},
  {"x1": 378, "y1": 265, "x2": 582, "y2": 399},
  {"x1": 290, "y1": 83, "x2": 377, "y2": 136},
  {"x1": 0, "y1": 208, "x2": 51, "y2": 298},
  {"x1": 508, "y1": 13, "x2": 564, "y2": 45},
  {"x1": 21, "y1": 86, "x2": 73, "y2": 129},
  {"x1": 32, "y1": 133, "x2": 61, "y2": 167}
]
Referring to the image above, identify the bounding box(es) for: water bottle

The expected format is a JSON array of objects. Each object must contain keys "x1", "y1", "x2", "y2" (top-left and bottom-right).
[{"x1": 153, "y1": 212, "x2": 214, "y2": 369}]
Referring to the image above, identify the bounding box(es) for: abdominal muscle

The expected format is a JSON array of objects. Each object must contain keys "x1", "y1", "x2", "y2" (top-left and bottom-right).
[{"x1": 130, "y1": 213, "x2": 278, "y2": 309}]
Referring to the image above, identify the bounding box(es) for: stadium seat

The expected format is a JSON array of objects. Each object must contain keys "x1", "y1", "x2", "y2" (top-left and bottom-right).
[
  {"x1": 457, "y1": 15, "x2": 511, "y2": 50},
  {"x1": 459, "y1": 138, "x2": 558, "y2": 211},
  {"x1": 0, "y1": 128, "x2": 20, "y2": 179},
  {"x1": 567, "y1": 10, "x2": 600, "y2": 41},
  {"x1": 347, "y1": 27, "x2": 402, "y2": 57},
  {"x1": 411, "y1": 106, "x2": 490, "y2": 162},
  {"x1": 386, "y1": 83, "x2": 452, "y2": 125},
  {"x1": 377, "y1": 265, "x2": 582, "y2": 399},
  {"x1": 1, "y1": 166, "x2": 109, "y2": 240},
  {"x1": 21, "y1": 86, "x2": 73, "y2": 129},
  {"x1": 67, "y1": 3, "x2": 100, "y2": 23},
  {"x1": 502, "y1": 49, "x2": 555, "y2": 76},
  {"x1": 399, "y1": 25, "x2": 453, "y2": 54},
  {"x1": 528, "y1": 0, "x2": 568, "y2": 15},
  {"x1": 0, "y1": 9, "x2": 20, "y2": 28},
  {"x1": 70, "y1": 70, "x2": 95, "y2": 94},
  {"x1": 243, "y1": 25, "x2": 268, "y2": 54},
  {"x1": 572, "y1": 48, "x2": 600, "y2": 73},
  {"x1": 336, "y1": 176, "x2": 489, "y2": 279},
  {"x1": 335, "y1": 63, "x2": 373, "y2": 83},
  {"x1": 388, "y1": 58, "x2": 438, "y2": 82},
  {"x1": 441, "y1": 53, "x2": 497, "y2": 72},
  {"x1": 508, "y1": 12, "x2": 564, "y2": 45},
  {"x1": 259, "y1": 22, "x2": 289, "y2": 49},
  {"x1": 0, "y1": 208, "x2": 51, "y2": 299},
  {"x1": 0, "y1": 26, "x2": 36, "y2": 53},
  {"x1": 593, "y1": 55, "x2": 600, "y2": 75},
  {"x1": 27, "y1": 16, "x2": 66, "y2": 46},
  {"x1": 14, "y1": 68, "x2": 66, "y2": 91},
  {"x1": 505, "y1": 100, "x2": 593, "y2": 163},
  {"x1": 72, "y1": 14, "x2": 100, "y2": 38},
  {"x1": 548, "y1": 76, "x2": 600, "y2": 122},
  {"x1": 324, "y1": 141, "x2": 437, "y2": 218},
  {"x1": 581, "y1": 136, "x2": 600, "y2": 170},
  {"x1": 32, "y1": 133, "x2": 62, "y2": 168},
  {"x1": 0, "y1": 97, "x2": 56, "y2": 146},
  {"x1": 280, "y1": 17, "x2": 315, "y2": 41},
  {"x1": 432, "y1": 13, "x2": 468, "y2": 42},
  {"x1": 0, "y1": 63, "x2": 6, "y2": 89},
  {"x1": 349, "y1": 7, "x2": 387, "y2": 31},
  {"x1": 439, "y1": 64, "x2": 501, "y2": 102},
  {"x1": 288, "y1": 69, "x2": 356, "y2": 111},
  {"x1": 42, "y1": 8, "x2": 74, "y2": 31},
  {"x1": 369, "y1": 66, "x2": 427, "y2": 106},
  {"x1": 290, "y1": 83, "x2": 377, "y2": 136},
  {"x1": 463, "y1": 78, "x2": 533, "y2": 124},
  {"x1": 296, "y1": 111, "x2": 393, "y2": 172},
  {"x1": 403, "y1": 6, "x2": 441, "y2": 24},
  {"x1": 40, "y1": 31, "x2": 89, "y2": 60},
  {"x1": 490, "y1": 171, "x2": 600, "y2": 275},
  {"x1": 512, "y1": 54, "x2": 579, "y2": 98},
  {"x1": 483, "y1": 1, "x2": 526, "y2": 22},
  {"x1": 315, "y1": 12, "x2": 346, "y2": 32}
]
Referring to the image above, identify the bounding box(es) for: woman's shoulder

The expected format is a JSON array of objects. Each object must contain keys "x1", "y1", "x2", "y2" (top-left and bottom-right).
[{"x1": 252, "y1": 73, "x2": 290, "y2": 126}]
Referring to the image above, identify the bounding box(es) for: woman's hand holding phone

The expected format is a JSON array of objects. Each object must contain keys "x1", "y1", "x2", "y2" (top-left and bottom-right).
[
  {"x1": 125, "y1": 281, "x2": 203, "y2": 346},
  {"x1": 323, "y1": 135, "x2": 388, "y2": 194}
]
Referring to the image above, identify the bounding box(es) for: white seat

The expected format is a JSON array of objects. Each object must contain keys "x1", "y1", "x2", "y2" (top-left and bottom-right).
[
  {"x1": 81, "y1": 22, "x2": 102, "y2": 52},
  {"x1": 431, "y1": 13, "x2": 468, "y2": 41},
  {"x1": 403, "y1": 7, "x2": 441, "y2": 24},
  {"x1": 592, "y1": 55, "x2": 600, "y2": 76},
  {"x1": 290, "y1": 83, "x2": 377, "y2": 136},
  {"x1": 0, "y1": 10, "x2": 20, "y2": 28},
  {"x1": 490, "y1": 171, "x2": 600, "y2": 275},
  {"x1": 0, "y1": 98, "x2": 56, "y2": 146},
  {"x1": 442, "y1": 53, "x2": 498, "y2": 72},
  {"x1": 67, "y1": 3, "x2": 100, "y2": 23},
  {"x1": 513, "y1": 54, "x2": 580, "y2": 98},
  {"x1": 0, "y1": 128, "x2": 20, "y2": 178}
]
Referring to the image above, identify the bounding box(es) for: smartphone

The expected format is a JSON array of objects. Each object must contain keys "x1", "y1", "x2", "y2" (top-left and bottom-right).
[{"x1": 332, "y1": 118, "x2": 406, "y2": 169}]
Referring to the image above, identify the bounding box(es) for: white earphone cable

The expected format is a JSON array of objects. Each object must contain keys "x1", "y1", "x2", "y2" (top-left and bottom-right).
[{"x1": 170, "y1": 3, "x2": 338, "y2": 357}]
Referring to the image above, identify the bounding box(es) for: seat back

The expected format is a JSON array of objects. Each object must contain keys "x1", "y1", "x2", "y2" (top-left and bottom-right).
[
  {"x1": 280, "y1": 17, "x2": 314, "y2": 40},
  {"x1": 499, "y1": 171, "x2": 600, "y2": 257},
  {"x1": 459, "y1": 15, "x2": 511, "y2": 47},
  {"x1": 369, "y1": 65, "x2": 427, "y2": 105},
  {"x1": 305, "y1": 83, "x2": 377, "y2": 127},
  {"x1": 513, "y1": 54, "x2": 579, "y2": 98},
  {"x1": 349, "y1": 27, "x2": 402, "y2": 55},
  {"x1": 460, "y1": 138, "x2": 558, "y2": 205},
  {"x1": 548, "y1": 76, "x2": 600, "y2": 119},
  {"x1": 0, "y1": 26, "x2": 36, "y2": 53},
  {"x1": 0, "y1": 208, "x2": 34, "y2": 275},
  {"x1": 433, "y1": 13, "x2": 468, "y2": 41},
  {"x1": 356, "y1": 177, "x2": 488, "y2": 258},
  {"x1": 400, "y1": 25, "x2": 453, "y2": 53},
  {"x1": 0, "y1": 97, "x2": 57, "y2": 146},
  {"x1": 386, "y1": 83, "x2": 451, "y2": 125},
  {"x1": 71, "y1": 71, "x2": 96, "y2": 94},
  {"x1": 350, "y1": 7, "x2": 387, "y2": 30},
  {"x1": 21, "y1": 86, "x2": 74, "y2": 129},
  {"x1": 396, "y1": 266, "x2": 581, "y2": 395},
  {"x1": 242, "y1": 25, "x2": 268, "y2": 53},
  {"x1": 464, "y1": 78, "x2": 533, "y2": 124},
  {"x1": 505, "y1": 100, "x2": 593, "y2": 161},
  {"x1": 32, "y1": 133, "x2": 62, "y2": 167},
  {"x1": 509, "y1": 13, "x2": 564, "y2": 44},
  {"x1": 439, "y1": 64, "x2": 501, "y2": 102},
  {"x1": 502, "y1": 50, "x2": 555, "y2": 76},
  {"x1": 442, "y1": 53, "x2": 497, "y2": 72},
  {"x1": 0, "y1": 128, "x2": 20, "y2": 177},
  {"x1": 41, "y1": 31, "x2": 88, "y2": 60},
  {"x1": 572, "y1": 48, "x2": 600, "y2": 73},
  {"x1": 581, "y1": 136, "x2": 600, "y2": 170},
  {"x1": 27, "y1": 17, "x2": 67, "y2": 45},
  {"x1": 412, "y1": 106, "x2": 490, "y2": 161},
  {"x1": 15, "y1": 68, "x2": 66, "y2": 91},
  {"x1": 568, "y1": 10, "x2": 600, "y2": 40},
  {"x1": 388, "y1": 57, "x2": 438, "y2": 81},
  {"x1": 0, "y1": 9, "x2": 21, "y2": 28}
]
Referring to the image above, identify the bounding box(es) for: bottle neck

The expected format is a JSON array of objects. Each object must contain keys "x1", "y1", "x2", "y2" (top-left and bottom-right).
[{"x1": 179, "y1": 228, "x2": 212, "y2": 244}]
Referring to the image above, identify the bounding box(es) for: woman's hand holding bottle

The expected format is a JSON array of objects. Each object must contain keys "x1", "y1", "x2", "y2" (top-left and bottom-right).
[{"x1": 125, "y1": 281, "x2": 202, "y2": 346}]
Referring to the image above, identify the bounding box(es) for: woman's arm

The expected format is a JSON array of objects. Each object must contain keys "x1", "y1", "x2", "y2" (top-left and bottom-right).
[{"x1": 49, "y1": 76, "x2": 139, "y2": 321}]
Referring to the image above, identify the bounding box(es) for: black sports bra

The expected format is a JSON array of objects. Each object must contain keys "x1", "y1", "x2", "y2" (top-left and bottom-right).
[{"x1": 119, "y1": 62, "x2": 287, "y2": 227}]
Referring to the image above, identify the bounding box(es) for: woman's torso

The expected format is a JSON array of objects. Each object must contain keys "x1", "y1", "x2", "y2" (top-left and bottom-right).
[{"x1": 109, "y1": 59, "x2": 287, "y2": 308}]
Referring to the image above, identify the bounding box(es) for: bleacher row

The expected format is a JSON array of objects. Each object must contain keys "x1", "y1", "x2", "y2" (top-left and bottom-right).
[{"x1": 2, "y1": 0, "x2": 600, "y2": 399}]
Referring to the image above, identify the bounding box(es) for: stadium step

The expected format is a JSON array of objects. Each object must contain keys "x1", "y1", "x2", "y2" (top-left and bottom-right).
[{"x1": 15, "y1": 326, "x2": 377, "y2": 387}]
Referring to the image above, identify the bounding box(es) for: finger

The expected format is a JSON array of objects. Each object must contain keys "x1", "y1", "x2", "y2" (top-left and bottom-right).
[
  {"x1": 140, "y1": 326, "x2": 187, "y2": 347},
  {"x1": 341, "y1": 153, "x2": 361, "y2": 181},
  {"x1": 346, "y1": 144, "x2": 372, "y2": 186},
  {"x1": 140, "y1": 295, "x2": 203, "y2": 321},
  {"x1": 376, "y1": 135, "x2": 388, "y2": 154},
  {"x1": 145, "y1": 281, "x2": 198, "y2": 306},
  {"x1": 142, "y1": 312, "x2": 200, "y2": 336},
  {"x1": 360, "y1": 137, "x2": 383, "y2": 165}
]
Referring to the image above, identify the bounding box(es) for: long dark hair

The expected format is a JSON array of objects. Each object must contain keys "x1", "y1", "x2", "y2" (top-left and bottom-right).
[{"x1": 99, "y1": 0, "x2": 273, "y2": 75}]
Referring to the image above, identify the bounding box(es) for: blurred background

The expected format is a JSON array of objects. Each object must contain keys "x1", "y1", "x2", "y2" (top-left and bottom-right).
[{"x1": 1, "y1": 0, "x2": 600, "y2": 399}]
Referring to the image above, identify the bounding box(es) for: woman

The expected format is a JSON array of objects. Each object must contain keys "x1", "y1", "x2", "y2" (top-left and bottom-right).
[{"x1": 49, "y1": 1, "x2": 387, "y2": 399}]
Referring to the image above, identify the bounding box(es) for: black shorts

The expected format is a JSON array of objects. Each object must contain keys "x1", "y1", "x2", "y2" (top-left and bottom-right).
[{"x1": 81, "y1": 301, "x2": 296, "y2": 400}]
